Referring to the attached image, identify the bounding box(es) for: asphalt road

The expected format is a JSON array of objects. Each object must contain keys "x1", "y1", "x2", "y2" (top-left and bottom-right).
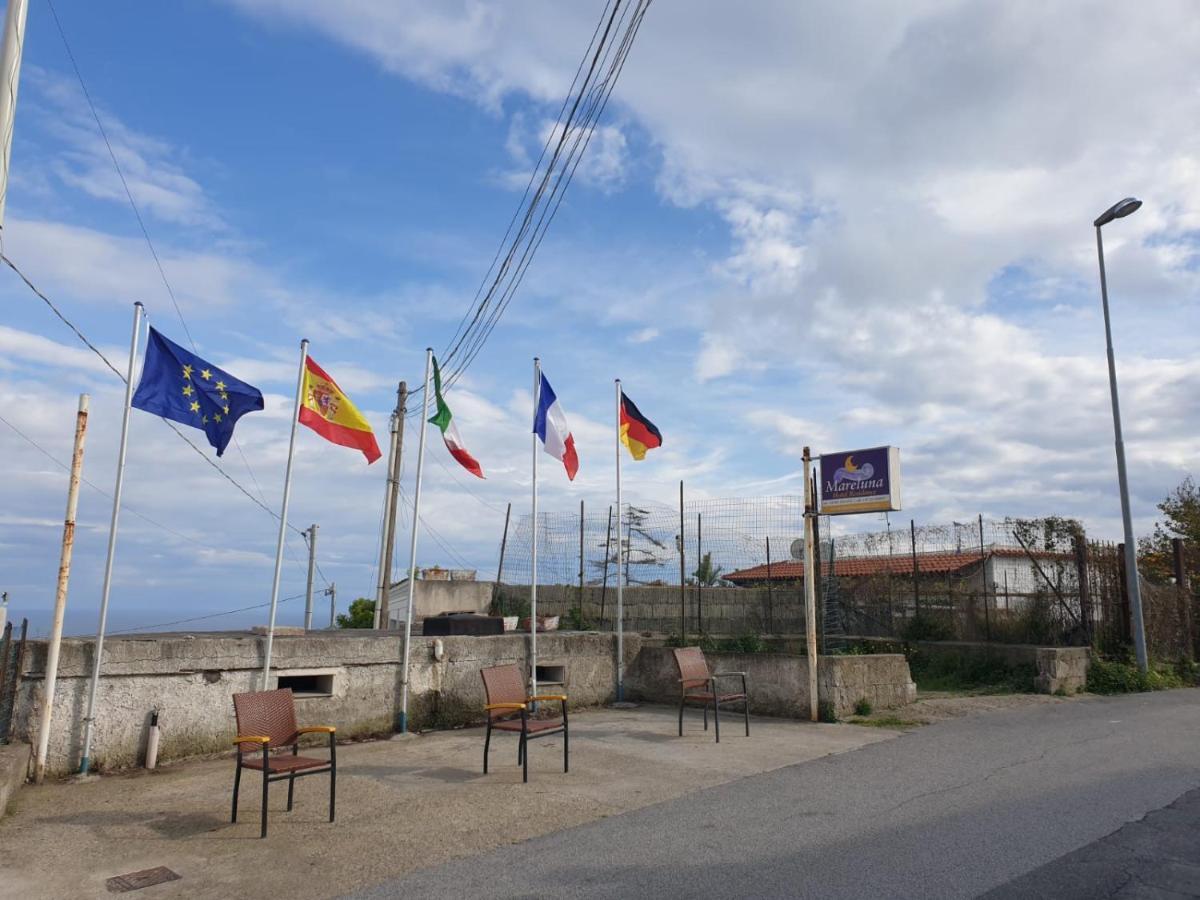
[{"x1": 350, "y1": 691, "x2": 1200, "y2": 899}]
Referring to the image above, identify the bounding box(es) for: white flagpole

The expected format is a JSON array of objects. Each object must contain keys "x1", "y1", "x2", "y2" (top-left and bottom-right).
[
  {"x1": 0, "y1": 0, "x2": 29, "y2": 230},
  {"x1": 262, "y1": 338, "x2": 308, "y2": 689},
  {"x1": 399, "y1": 348, "x2": 433, "y2": 733},
  {"x1": 614, "y1": 378, "x2": 624, "y2": 701},
  {"x1": 79, "y1": 301, "x2": 143, "y2": 775},
  {"x1": 530, "y1": 358, "x2": 540, "y2": 700}
]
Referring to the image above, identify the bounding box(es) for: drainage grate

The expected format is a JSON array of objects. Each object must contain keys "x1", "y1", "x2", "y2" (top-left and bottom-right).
[{"x1": 105, "y1": 867, "x2": 181, "y2": 893}]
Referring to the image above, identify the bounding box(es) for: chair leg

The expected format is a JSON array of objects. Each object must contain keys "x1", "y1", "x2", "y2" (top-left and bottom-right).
[
  {"x1": 744, "y1": 697, "x2": 750, "y2": 737},
  {"x1": 260, "y1": 762, "x2": 270, "y2": 839},
  {"x1": 714, "y1": 697, "x2": 721, "y2": 743},
  {"x1": 231, "y1": 759, "x2": 242, "y2": 823},
  {"x1": 703, "y1": 702, "x2": 708, "y2": 731},
  {"x1": 483, "y1": 722, "x2": 492, "y2": 774},
  {"x1": 563, "y1": 715, "x2": 569, "y2": 774},
  {"x1": 287, "y1": 744, "x2": 298, "y2": 811},
  {"x1": 517, "y1": 733, "x2": 524, "y2": 765},
  {"x1": 329, "y1": 737, "x2": 337, "y2": 824},
  {"x1": 522, "y1": 726, "x2": 528, "y2": 783},
  {"x1": 678, "y1": 696, "x2": 685, "y2": 736}
]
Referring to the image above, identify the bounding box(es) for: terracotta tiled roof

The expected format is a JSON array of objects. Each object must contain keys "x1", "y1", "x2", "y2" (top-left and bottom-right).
[{"x1": 724, "y1": 547, "x2": 1064, "y2": 583}]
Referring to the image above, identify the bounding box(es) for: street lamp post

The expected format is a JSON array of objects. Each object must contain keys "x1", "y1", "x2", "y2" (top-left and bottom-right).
[{"x1": 1093, "y1": 196, "x2": 1148, "y2": 672}]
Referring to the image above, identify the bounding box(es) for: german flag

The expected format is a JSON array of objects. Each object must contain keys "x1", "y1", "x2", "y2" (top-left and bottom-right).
[{"x1": 619, "y1": 390, "x2": 662, "y2": 460}]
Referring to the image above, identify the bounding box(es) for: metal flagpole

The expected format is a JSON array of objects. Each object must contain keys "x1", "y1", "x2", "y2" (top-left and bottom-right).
[
  {"x1": 262, "y1": 339, "x2": 308, "y2": 689},
  {"x1": 79, "y1": 302, "x2": 142, "y2": 775},
  {"x1": 615, "y1": 378, "x2": 624, "y2": 701},
  {"x1": 530, "y1": 358, "x2": 540, "y2": 700},
  {"x1": 0, "y1": 0, "x2": 29, "y2": 230},
  {"x1": 399, "y1": 349, "x2": 433, "y2": 733},
  {"x1": 35, "y1": 394, "x2": 88, "y2": 784}
]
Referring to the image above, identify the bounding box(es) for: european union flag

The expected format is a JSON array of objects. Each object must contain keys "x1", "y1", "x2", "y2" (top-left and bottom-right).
[{"x1": 132, "y1": 327, "x2": 264, "y2": 456}]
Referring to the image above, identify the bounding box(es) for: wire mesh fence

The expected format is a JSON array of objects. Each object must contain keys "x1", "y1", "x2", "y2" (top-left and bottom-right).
[{"x1": 489, "y1": 495, "x2": 1198, "y2": 661}]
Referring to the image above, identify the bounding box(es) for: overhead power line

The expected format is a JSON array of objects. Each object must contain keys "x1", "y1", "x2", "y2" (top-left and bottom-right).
[{"x1": 411, "y1": 0, "x2": 654, "y2": 412}]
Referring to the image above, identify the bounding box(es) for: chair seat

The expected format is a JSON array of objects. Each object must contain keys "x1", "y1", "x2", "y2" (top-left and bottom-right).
[
  {"x1": 684, "y1": 691, "x2": 746, "y2": 703},
  {"x1": 241, "y1": 754, "x2": 330, "y2": 773},
  {"x1": 492, "y1": 718, "x2": 564, "y2": 734}
]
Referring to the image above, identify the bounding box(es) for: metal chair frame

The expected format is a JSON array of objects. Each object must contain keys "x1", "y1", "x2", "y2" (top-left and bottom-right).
[
  {"x1": 673, "y1": 646, "x2": 750, "y2": 743},
  {"x1": 231, "y1": 688, "x2": 336, "y2": 838},
  {"x1": 481, "y1": 663, "x2": 569, "y2": 783}
]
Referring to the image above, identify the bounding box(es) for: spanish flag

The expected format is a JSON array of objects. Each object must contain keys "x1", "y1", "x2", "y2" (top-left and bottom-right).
[
  {"x1": 298, "y1": 356, "x2": 382, "y2": 464},
  {"x1": 619, "y1": 390, "x2": 662, "y2": 460}
]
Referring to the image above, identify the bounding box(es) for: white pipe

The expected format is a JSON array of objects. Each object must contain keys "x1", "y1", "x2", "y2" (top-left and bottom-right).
[
  {"x1": 80, "y1": 302, "x2": 142, "y2": 775},
  {"x1": 144, "y1": 710, "x2": 160, "y2": 770},
  {"x1": 262, "y1": 339, "x2": 308, "y2": 689}
]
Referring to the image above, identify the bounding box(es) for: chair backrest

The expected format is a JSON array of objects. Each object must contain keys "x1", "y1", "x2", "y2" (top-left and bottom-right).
[
  {"x1": 673, "y1": 647, "x2": 710, "y2": 690},
  {"x1": 233, "y1": 688, "x2": 299, "y2": 752},
  {"x1": 480, "y1": 663, "x2": 526, "y2": 720}
]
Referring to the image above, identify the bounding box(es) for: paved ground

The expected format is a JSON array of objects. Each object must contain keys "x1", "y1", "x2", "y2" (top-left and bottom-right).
[
  {"x1": 982, "y1": 787, "x2": 1200, "y2": 899},
  {"x1": 0, "y1": 705, "x2": 888, "y2": 899},
  {"x1": 351, "y1": 690, "x2": 1200, "y2": 900}
]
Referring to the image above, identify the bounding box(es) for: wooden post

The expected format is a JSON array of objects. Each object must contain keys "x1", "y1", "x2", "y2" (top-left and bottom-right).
[
  {"x1": 803, "y1": 447, "x2": 819, "y2": 722},
  {"x1": 696, "y1": 512, "x2": 703, "y2": 636},
  {"x1": 979, "y1": 515, "x2": 992, "y2": 642},
  {"x1": 377, "y1": 381, "x2": 407, "y2": 629},
  {"x1": 35, "y1": 395, "x2": 89, "y2": 784},
  {"x1": 765, "y1": 535, "x2": 774, "y2": 634}
]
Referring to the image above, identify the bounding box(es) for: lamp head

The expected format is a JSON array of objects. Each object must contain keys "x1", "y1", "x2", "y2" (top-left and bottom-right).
[{"x1": 1094, "y1": 197, "x2": 1142, "y2": 227}]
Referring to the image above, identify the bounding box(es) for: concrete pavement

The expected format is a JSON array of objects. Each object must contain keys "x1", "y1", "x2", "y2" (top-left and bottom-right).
[
  {"x1": 0, "y1": 705, "x2": 888, "y2": 899},
  {"x1": 351, "y1": 690, "x2": 1200, "y2": 899}
]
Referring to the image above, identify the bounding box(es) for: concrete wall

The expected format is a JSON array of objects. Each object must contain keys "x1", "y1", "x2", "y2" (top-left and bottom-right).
[
  {"x1": 626, "y1": 647, "x2": 916, "y2": 719},
  {"x1": 495, "y1": 583, "x2": 807, "y2": 635},
  {"x1": 386, "y1": 580, "x2": 496, "y2": 625},
  {"x1": 14, "y1": 631, "x2": 640, "y2": 778},
  {"x1": 853, "y1": 638, "x2": 1091, "y2": 694}
]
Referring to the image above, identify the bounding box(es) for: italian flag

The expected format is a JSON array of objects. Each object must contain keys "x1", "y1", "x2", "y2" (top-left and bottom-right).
[{"x1": 428, "y1": 355, "x2": 484, "y2": 478}]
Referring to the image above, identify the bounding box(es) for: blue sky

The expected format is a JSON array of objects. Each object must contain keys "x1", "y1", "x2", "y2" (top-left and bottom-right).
[{"x1": 2, "y1": 1, "x2": 1198, "y2": 636}]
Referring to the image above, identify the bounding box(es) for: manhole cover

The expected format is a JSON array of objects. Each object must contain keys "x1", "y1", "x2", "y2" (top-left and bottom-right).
[{"x1": 106, "y1": 866, "x2": 181, "y2": 893}]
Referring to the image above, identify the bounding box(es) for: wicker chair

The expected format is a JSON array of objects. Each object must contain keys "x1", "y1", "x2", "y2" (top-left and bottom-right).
[
  {"x1": 480, "y1": 663, "x2": 568, "y2": 783},
  {"x1": 673, "y1": 647, "x2": 749, "y2": 743},
  {"x1": 231, "y1": 689, "x2": 336, "y2": 838}
]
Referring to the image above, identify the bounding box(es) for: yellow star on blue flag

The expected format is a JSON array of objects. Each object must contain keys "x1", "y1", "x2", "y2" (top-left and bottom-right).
[{"x1": 131, "y1": 327, "x2": 264, "y2": 456}]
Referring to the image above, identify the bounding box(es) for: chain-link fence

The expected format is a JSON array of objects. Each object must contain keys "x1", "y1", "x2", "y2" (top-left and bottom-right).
[{"x1": 489, "y1": 496, "x2": 1197, "y2": 661}]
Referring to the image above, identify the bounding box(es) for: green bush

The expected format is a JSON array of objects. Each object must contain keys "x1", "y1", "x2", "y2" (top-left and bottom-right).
[
  {"x1": 1086, "y1": 655, "x2": 1196, "y2": 695},
  {"x1": 853, "y1": 697, "x2": 873, "y2": 717}
]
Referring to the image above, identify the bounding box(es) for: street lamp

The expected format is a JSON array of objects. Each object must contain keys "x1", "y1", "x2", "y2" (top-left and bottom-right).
[{"x1": 1093, "y1": 196, "x2": 1148, "y2": 672}]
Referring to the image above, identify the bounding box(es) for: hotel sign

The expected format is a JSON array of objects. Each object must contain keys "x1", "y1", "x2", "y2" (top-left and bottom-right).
[{"x1": 818, "y1": 446, "x2": 901, "y2": 515}]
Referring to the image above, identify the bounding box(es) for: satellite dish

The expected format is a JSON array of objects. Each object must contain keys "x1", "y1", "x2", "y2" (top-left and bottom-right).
[{"x1": 789, "y1": 539, "x2": 804, "y2": 560}]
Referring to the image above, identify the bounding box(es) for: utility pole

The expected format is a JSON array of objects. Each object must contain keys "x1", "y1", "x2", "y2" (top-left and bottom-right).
[
  {"x1": 375, "y1": 381, "x2": 407, "y2": 629},
  {"x1": 303, "y1": 524, "x2": 318, "y2": 630},
  {"x1": 802, "y1": 447, "x2": 819, "y2": 722},
  {"x1": 0, "y1": 0, "x2": 30, "y2": 229},
  {"x1": 326, "y1": 582, "x2": 337, "y2": 629},
  {"x1": 35, "y1": 394, "x2": 88, "y2": 784}
]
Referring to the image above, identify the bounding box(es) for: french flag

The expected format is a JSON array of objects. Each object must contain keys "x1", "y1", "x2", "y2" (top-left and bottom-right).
[{"x1": 534, "y1": 371, "x2": 579, "y2": 481}]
